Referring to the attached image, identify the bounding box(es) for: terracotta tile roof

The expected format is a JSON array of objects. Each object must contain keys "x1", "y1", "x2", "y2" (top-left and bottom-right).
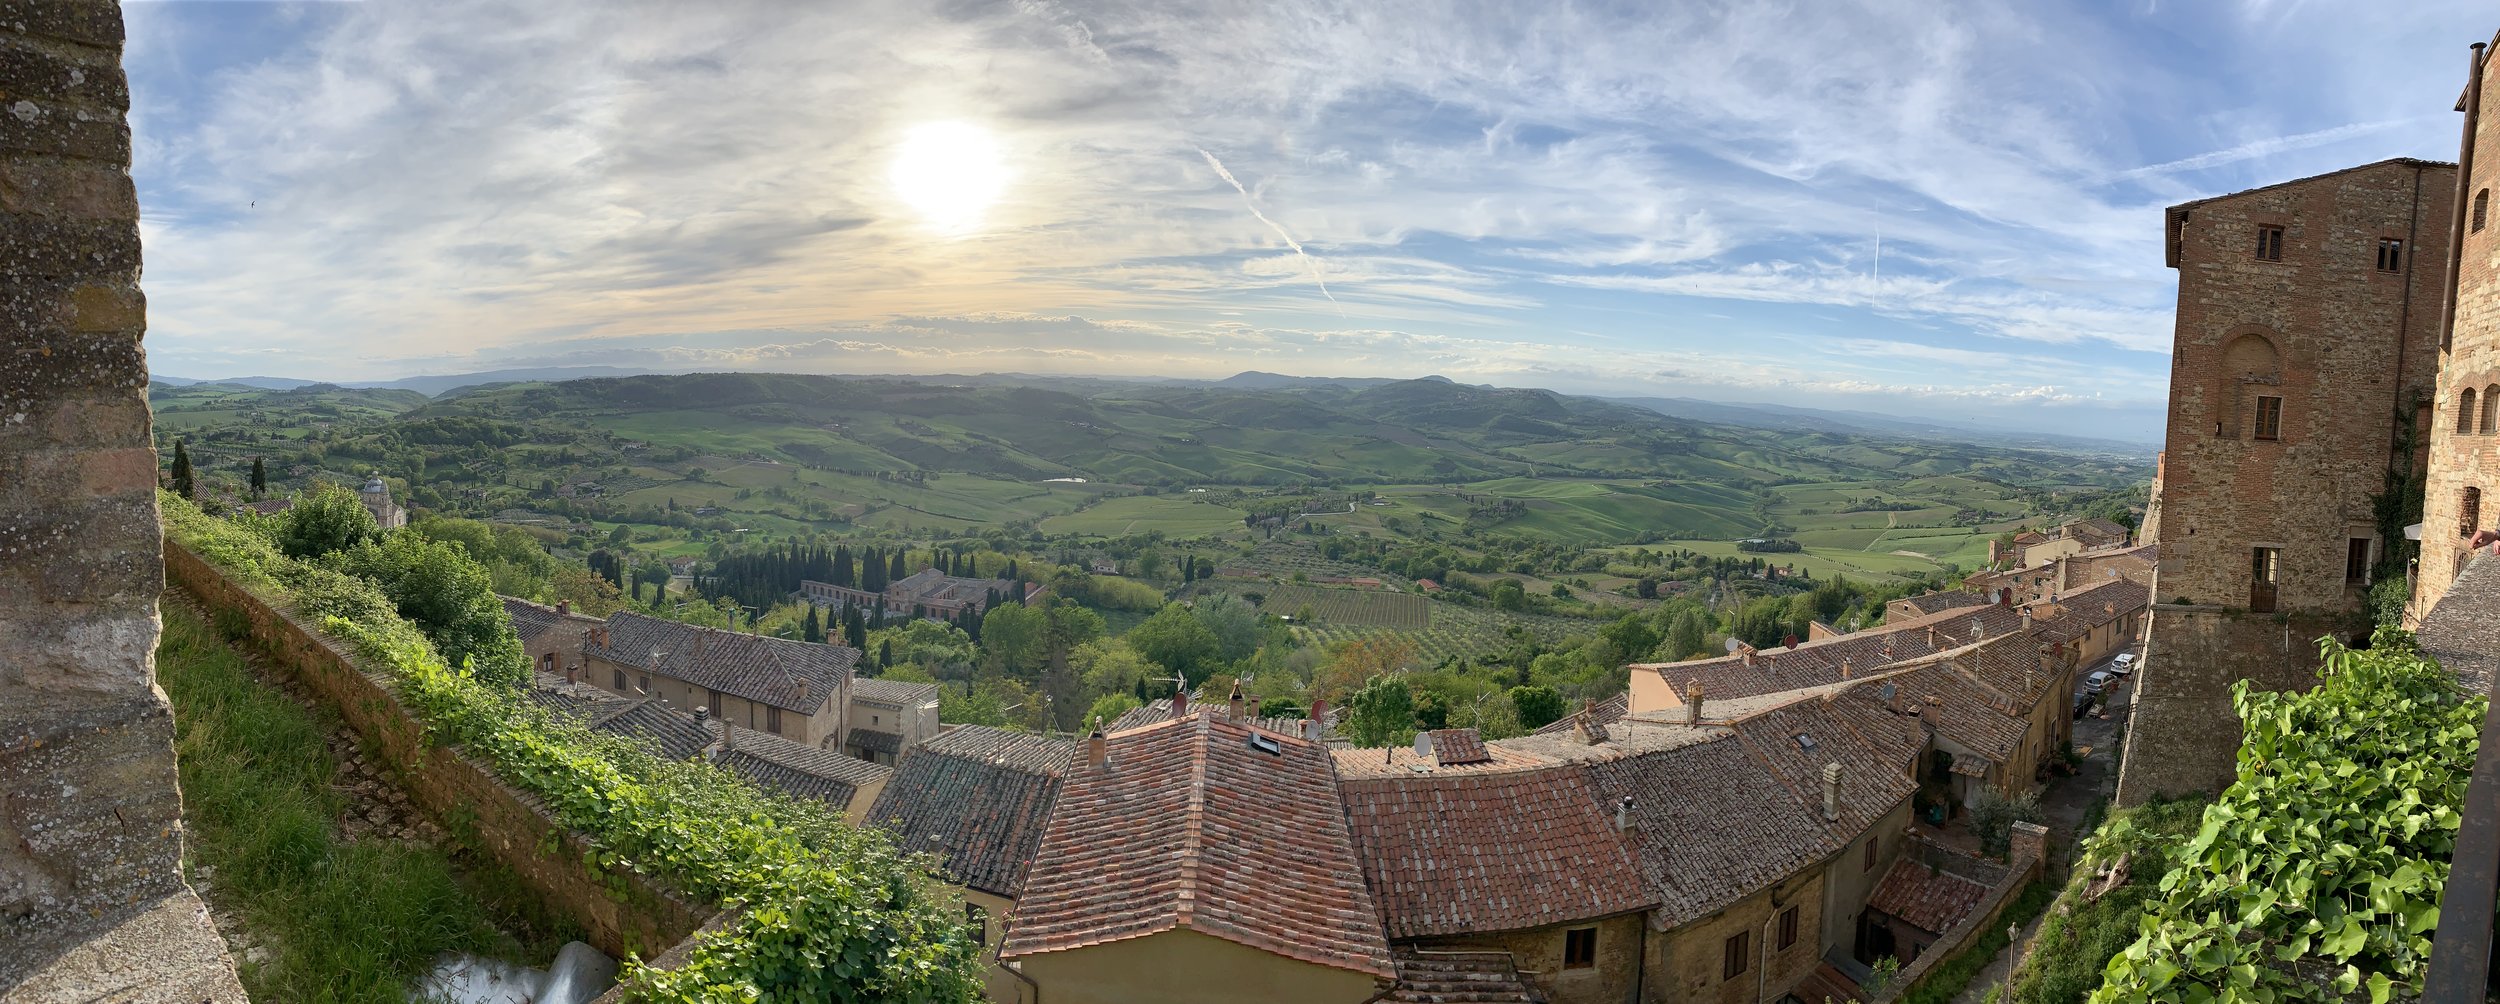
[
  {"x1": 2034, "y1": 579, "x2": 2149, "y2": 646},
  {"x1": 1867, "y1": 858, "x2": 1990, "y2": 934},
  {"x1": 1332, "y1": 741, "x2": 1555, "y2": 781},
  {"x1": 1340, "y1": 765, "x2": 1653, "y2": 939},
  {"x1": 848, "y1": 728, "x2": 904, "y2": 755},
  {"x1": 1896, "y1": 590, "x2": 1991, "y2": 616},
  {"x1": 866, "y1": 726, "x2": 1074, "y2": 897},
  {"x1": 716, "y1": 729, "x2": 891, "y2": 810},
  {"x1": 1530, "y1": 693, "x2": 1627, "y2": 736},
  {"x1": 502, "y1": 595, "x2": 599, "y2": 646},
  {"x1": 1384, "y1": 951, "x2": 1549, "y2": 1003},
  {"x1": 850, "y1": 677, "x2": 940, "y2": 706},
  {"x1": 1584, "y1": 736, "x2": 1838, "y2": 925},
  {"x1": 1000, "y1": 713, "x2": 1395, "y2": 980},
  {"x1": 1726, "y1": 699, "x2": 1919, "y2": 837},
  {"x1": 588, "y1": 610, "x2": 857, "y2": 714},
  {"x1": 1498, "y1": 716, "x2": 1720, "y2": 765},
  {"x1": 1108, "y1": 696, "x2": 1336, "y2": 739},
  {"x1": 528, "y1": 684, "x2": 887, "y2": 810},
  {"x1": 1425, "y1": 728, "x2": 1491, "y2": 766}
]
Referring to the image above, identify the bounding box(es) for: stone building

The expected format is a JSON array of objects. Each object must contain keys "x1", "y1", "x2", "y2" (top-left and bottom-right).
[
  {"x1": 502, "y1": 596, "x2": 603, "y2": 677},
  {"x1": 843, "y1": 677, "x2": 940, "y2": 765},
  {"x1": 358, "y1": 473, "x2": 408, "y2": 529},
  {"x1": 799, "y1": 568, "x2": 1039, "y2": 622},
  {"x1": 526, "y1": 680, "x2": 893, "y2": 822},
  {"x1": 2420, "y1": 35, "x2": 2500, "y2": 618},
  {"x1": 577, "y1": 610, "x2": 858, "y2": 748},
  {"x1": 2120, "y1": 156, "x2": 2455, "y2": 805},
  {"x1": 865, "y1": 726, "x2": 1078, "y2": 1004}
]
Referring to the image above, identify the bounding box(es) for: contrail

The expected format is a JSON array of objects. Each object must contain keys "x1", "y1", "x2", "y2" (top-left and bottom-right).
[{"x1": 1197, "y1": 147, "x2": 1343, "y2": 314}]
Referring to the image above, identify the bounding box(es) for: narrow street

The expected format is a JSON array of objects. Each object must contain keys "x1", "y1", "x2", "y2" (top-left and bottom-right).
[{"x1": 1945, "y1": 645, "x2": 2136, "y2": 1004}]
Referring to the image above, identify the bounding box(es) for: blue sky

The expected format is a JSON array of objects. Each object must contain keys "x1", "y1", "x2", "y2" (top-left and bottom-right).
[{"x1": 125, "y1": 1, "x2": 2495, "y2": 442}]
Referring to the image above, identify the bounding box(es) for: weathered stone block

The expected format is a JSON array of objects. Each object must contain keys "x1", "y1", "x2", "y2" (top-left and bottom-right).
[
  {"x1": 0, "y1": 209, "x2": 135, "y2": 276},
  {"x1": 0, "y1": 2, "x2": 125, "y2": 49},
  {"x1": 0, "y1": 96, "x2": 127, "y2": 162},
  {"x1": 0, "y1": 36, "x2": 128, "y2": 109},
  {"x1": 0, "y1": 156, "x2": 135, "y2": 220}
]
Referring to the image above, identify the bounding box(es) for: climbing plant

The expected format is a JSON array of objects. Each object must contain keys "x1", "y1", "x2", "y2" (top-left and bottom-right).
[{"x1": 2089, "y1": 629, "x2": 2482, "y2": 1004}]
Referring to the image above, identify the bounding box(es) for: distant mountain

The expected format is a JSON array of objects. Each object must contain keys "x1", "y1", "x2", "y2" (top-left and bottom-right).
[
  {"x1": 152, "y1": 366, "x2": 658, "y2": 397},
  {"x1": 1608, "y1": 396, "x2": 2156, "y2": 456},
  {"x1": 1211, "y1": 371, "x2": 1410, "y2": 391},
  {"x1": 153, "y1": 374, "x2": 326, "y2": 391}
]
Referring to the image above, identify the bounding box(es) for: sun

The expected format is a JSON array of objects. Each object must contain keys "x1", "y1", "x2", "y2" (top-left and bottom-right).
[{"x1": 889, "y1": 121, "x2": 1008, "y2": 234}]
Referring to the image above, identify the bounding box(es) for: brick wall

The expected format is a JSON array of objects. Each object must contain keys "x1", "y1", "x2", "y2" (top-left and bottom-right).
[
  {"x1": 0, "y1": 1, "x2": 244, "y2": 995},
  {"x1": 167, "y1": 543, "x2": 713, "y2": 960},
  {"x1": 2125, "y1": 158, "x2": 2452, "y2": 806},
  {"x1": 2422, "y1": 39, "x2": 2500, "y2": 617}
]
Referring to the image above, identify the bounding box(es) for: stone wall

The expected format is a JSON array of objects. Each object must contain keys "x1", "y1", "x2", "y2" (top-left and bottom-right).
[
  {"x1": 0, "y1": 1, "x2": 243, "y2": 997},
  {"x1": 166, "y1": 542, "x2": 713, "y2": 960},
  {"x1": 2130, "y1": 157, "x2": 2451, "y2": 807},
  {"x1": 2422, "y1": 37, "x2": 2500, "y2": 619},
  {"x1": 2114, "y1": 605, "x2": 2338, "y2": 806},
  {"x1": 1864, "y1": 824, "x2": 2046, "y2": 1004}
]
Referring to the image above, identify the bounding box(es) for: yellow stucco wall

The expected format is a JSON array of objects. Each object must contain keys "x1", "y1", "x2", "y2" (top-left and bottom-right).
[
  {"x1": 1651, "y1": 871, "x2": 1827, "y2": 1004},
  {"x1": 1013, "y1": 927, "x2": 1383, "y2": 1004},
  {"x1": 1410, "y1": 912, "x2": 1646, "y2": 1004}
]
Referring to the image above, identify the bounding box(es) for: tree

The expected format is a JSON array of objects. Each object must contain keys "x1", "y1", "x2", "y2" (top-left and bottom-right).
[
  {"x1": 1315, "y1": 635, "x2": 1415, "y2": 699},
  {"x1": 979, "y1": 603, "x2": 1051, "y2": 680},
  {"x1": 279, "y1": 481, "x2": 379, "y2": 558},
  {"x1": 331, "y1": 532, "x2": 528, "y2": 685},
  {"x1": 1343, "y1": 673, "x2": 1417, "y2": 748},
  {"x1": 546, "y1": 563, "x2": 626, "y2": 618},
  {"x1": 1193, "y1": 594, "x2": 1263, "y2": 664},
  {"x1": 803, "y1": 604, "x2": 823, "y2": 643},
  {"x1": 1126, "y1": 603, "x2": 1220, "y2": 683},
  {"x1": 1667, "y1": 609, "x2": 1709, "y2": 661},
  {"x1": 1085, "y1": 692, "x2": 1142, "y2": 730},
  {"x1": 248, "y1": 456, "x2": 266, "y2": 498},
  {"x1": 1599, "y1": 614, "x2": 1660, "y2": 665},
  {"x1": 1489, "y1": 578, "x2": 1527, "y2": 611},
  {"x1": 1509, "y1": 685, "x2": 1566, "y2": 730},
  {"x1": 1073, "y1": 639, "x2": 1156, "y2": 704},
  {"x1": 168, "y1": 439, "x2": 195, "y2": 499}
]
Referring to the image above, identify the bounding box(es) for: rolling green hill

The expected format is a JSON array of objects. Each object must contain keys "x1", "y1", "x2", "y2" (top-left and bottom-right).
[{"x1": 151, "y1": 371, "x2": 2148, "y2": 584}]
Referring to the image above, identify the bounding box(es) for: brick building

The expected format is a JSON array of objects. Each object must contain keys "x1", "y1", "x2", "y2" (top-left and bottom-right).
[
  {"x1": 798, "y1": 568, "x2": 1040, "y2": 621},
  {"x1": 2420, "y1": 35, "x2": 2500, "y2": 618},
  {"x1": 2120, "y1": 157, "x2": 2455, "y2": 805}
]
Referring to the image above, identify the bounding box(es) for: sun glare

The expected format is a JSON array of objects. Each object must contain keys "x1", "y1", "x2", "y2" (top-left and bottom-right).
[{"x1": 889, "y1": 121, "x2": 1008, "y2": 234}]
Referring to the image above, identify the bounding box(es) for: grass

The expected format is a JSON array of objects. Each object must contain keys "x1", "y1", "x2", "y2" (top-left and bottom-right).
[
  {"x1": 160, "y1": 599, "x2": 558, "y2": 1002},
  {"x1": 1897, "y1": 880, "x2": 2057, "y2": 1004},
  {"x1": 2006, "y1": 797, "x2": 2211, "y2": 1004},
  {"x1": 1038, "y1": 494, "x2": 1248, "y2": 537}
]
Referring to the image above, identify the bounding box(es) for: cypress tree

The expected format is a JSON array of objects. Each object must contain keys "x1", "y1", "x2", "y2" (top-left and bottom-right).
[
  {"x1": 1005, "y1": 559, "x2": 1018, "y2": 580},
  {"x1": 889, "y1": 552, "x2": 906, "y2": 580},
  {"x1": 803, "y1": 604, "x2": 822, "y2": 643},
  {"x1": 169, "y1": 440, "x2": 194, "y2": 499},
  {"x1": 248, "y1": 456, "x2": 266, "y2": 498},
  {"x1": 877, "y1": 637, "x2": 893, "y2": 669}
]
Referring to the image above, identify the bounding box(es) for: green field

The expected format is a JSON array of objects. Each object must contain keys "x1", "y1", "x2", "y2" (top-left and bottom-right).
[
  {"x1": 1246, "y1": 583, "x2": 1431, "y2": 629},
  {"x1": 1039, "y1": 494, "x2": 1249, "y2": 537}
]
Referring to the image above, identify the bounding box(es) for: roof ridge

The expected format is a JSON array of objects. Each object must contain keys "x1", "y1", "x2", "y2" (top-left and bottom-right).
[{"x1": 1174, "y1": 713, "x2": 1212, "y2": 930}]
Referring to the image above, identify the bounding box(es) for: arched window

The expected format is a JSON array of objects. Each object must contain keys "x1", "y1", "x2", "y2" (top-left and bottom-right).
[
  {"x1": 2463, "y1": 387, "x2": 2481, "y2": 434},
  {"x1": 2478, "y1": 189, "x2": 2492, "y2": 234},
  {"x1": 2217, "y1": 333, "x2": 2281, "y2": 440},
  {"x1": 2465, "y1": 487, "x2": 2484, "y2": 539}
]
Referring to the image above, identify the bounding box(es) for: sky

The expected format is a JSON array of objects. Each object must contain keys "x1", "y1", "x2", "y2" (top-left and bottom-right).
[{"x1": 124, "y1": 1, "x2": 2496, "y2": 443}]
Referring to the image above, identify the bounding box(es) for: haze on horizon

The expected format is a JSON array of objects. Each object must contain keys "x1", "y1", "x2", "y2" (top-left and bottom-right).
[{"x1": 127, "y1": 0, "x2": 2492, "y2": 443}]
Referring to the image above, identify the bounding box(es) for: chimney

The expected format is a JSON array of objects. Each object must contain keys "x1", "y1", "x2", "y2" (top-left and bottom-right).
[
  {"x1": 2021, "y1": 606, "x2": 2033, "y2": 631},
  {"x1": 1685, "y1": 680, "x2": 1705, "y2": 726},
  {"x1": 1970, "y1": 617, "x2": 1985, "y2": 641},
  {"x1": 1820, "y1": 762, "x2": 1842, "y2": 822},
  {"x1": 1615, "y1": 795, "x2": 1637, "y2": 833},
  {"x1": 1228, "y1": 681, "x2": 1245, "y2": 720},
  {"x1": 1840, "y1": 658, "x2": 1853, "y2": 680},
  {"x1": 557, "y1": 599, "x2": 571, "y2": 616},
  {"x1": 1742, "y1": 648, "x2": 1755, "y2": 668},
  {"x1": 1926, "y1": 625, "x2": 1937, "y2": 648},
  {"x1": 1920, "y1": 695, "x2": 1942, "y2": 731},
  {"x1": 1172, "y1": 687, "x2": 1189, "y2": 719},
  {"x1": 714, "y1": 713, "x2": 735, "y2": 756},
  {"x1": 1087, "y1": 722, "x2": 1107, "y2": 769},
  {"x1": 1247, "y1": 695, "x2": 1263, "y2": 720},
  {"x1": 1762, "y1": 650, "x2": 1776, "y2": 673}
]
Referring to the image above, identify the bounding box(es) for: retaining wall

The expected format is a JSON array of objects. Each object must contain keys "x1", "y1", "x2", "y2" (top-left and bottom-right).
[{"x1": 166, "y1": 542, "x2": 712, "y2": 961}]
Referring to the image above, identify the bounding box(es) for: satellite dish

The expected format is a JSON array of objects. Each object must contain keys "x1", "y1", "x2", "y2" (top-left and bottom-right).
[{"x1": 1724, "y1": 637, "x2": 1744, "y2": 654}]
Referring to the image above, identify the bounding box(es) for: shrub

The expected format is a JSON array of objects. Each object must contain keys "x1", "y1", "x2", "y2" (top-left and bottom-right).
[
  {"x1": 2087, "y1": 631, "x2": 2481, "y2": 1004},
  {"x1": 162, "y1": 493, "x2": 984, "y2": 1001},
  {"x1": 1969, "y1": 788, "x2": 2046, "y2": 859},
  {"x1": 279, "y1": 482, "x2": 380, "y2": 558}
]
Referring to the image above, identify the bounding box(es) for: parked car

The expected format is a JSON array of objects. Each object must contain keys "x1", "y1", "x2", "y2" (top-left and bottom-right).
[
  {"x1": 2110, "y1": 653, "x2": 2137, "y2": 675},
  {"x1": 2083, "y1": 670, "x2": 2113, "y2": 695}
]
